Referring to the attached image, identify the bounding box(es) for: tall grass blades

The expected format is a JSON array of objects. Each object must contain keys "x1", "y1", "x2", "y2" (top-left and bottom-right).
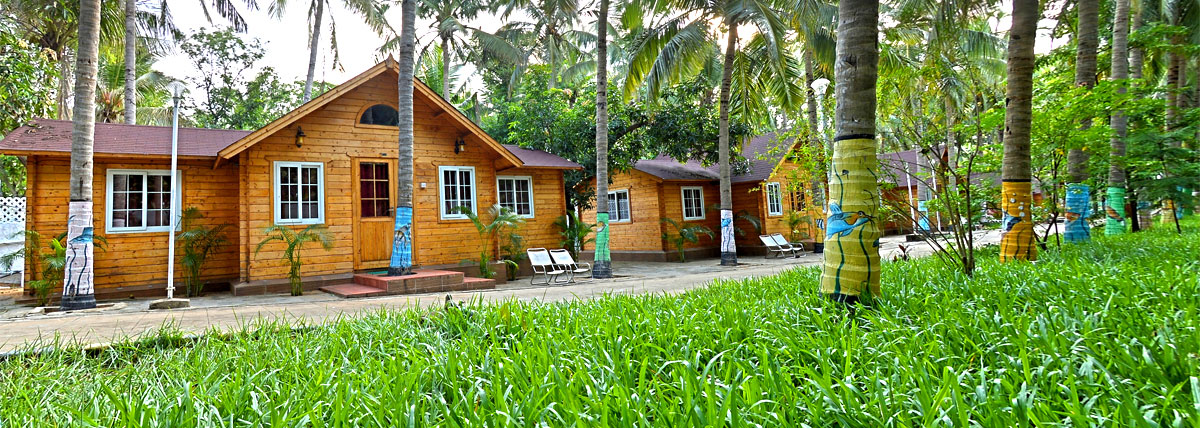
[{"x1": 0, "y1": 221, "x2": 1197, "y2": 426}]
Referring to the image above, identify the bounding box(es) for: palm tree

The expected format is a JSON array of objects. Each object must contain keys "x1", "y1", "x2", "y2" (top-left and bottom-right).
[
  {"x1": 419, "y1": 0, "x2": 481, "y2": 99},
  {"x1": 60, "y1": 0, "x2": 103, "y2": 310},
  {"x1": 818, "y1": 0, "x2": 880, "y2": 301},
  {"x1": 1065, "y1": 0, "x2": 1099, "y2": 243},
  {"x1": 485, "y1": 0, "x2": 586, "y2": 90},
  {"x1": 388, "y1": 0, "x2": 417, "y2": 276},
  {"x1": 123, "y1": 0, "x2": 136, "y2": 124},
  {"x1": 592, "y1": 0, "x2": 613, "y2": 278},
  {"x1": 266, "y1": 0, "x2": 392, "y2": 101},
  {"x1": 998, "y1": 0, "x2": 1038, "y2": 261},
  {"x1": 1107, "y1": 0, "x2": 1131, "y2": 236},
  {"x1": 621, "y1": 0, "x2": 788, "y2": 266}
]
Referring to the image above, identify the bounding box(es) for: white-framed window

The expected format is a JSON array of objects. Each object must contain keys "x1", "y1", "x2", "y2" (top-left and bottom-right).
[
  {"x1": 274, "y1": 161, "x2": 325, "y2": 225},
  {"x1": 681, "y1": 186, "x2": 705, "y2": 220},
  {"x1": 607, "y1": 189, "x2": 631, "y2": 223},
  {"x1": 105, "y1": 169, "x2": 182, "y2": 233},
  {"x1": 497, "y1": 176, "x2": 534, "y2": 218},
  {"x1": 440, "y1": 166, "x2": 477, "y2": 219},
  {"x1": 765, "y1": 182, "x2": 783, "y2": 216}
]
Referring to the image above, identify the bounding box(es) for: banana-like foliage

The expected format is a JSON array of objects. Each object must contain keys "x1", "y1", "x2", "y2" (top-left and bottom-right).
[
  {"x1": 660, "y1": 217, "x2": 714, "y2": 262},
  {"x1": 255, "y1": 224, "x2": 334, "y2": 296}
]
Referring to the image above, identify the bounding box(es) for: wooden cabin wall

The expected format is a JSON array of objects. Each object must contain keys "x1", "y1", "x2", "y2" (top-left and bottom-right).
[
  {"x1": 581, "y1": 170, "x2": 664, "y2": 252},
  {"x1": 762, "y1": 158, "x2": 824, "y2": 241},
  {"x1": 731, "y1": 182, "x2": 765, "y2": 249},
  {"x1": 658, "y1": 181, "x2": 721, "y2": 250},
  {"x1": 25, "y1": 156, "x2": 240, "y2": 293},
  {"x1": 241, "y1": 72, "x2": 570, "y2": 282}
]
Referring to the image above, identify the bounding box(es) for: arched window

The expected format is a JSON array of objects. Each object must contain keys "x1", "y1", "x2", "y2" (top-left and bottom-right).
[{"x1": 360, "y1": 104, "x2": 399, "y2": 126}]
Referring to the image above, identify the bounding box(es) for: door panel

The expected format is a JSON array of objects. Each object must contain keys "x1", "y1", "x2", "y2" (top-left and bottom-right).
[{"x1": 354, "y1": 159, "x2": 396, "y2": 270}]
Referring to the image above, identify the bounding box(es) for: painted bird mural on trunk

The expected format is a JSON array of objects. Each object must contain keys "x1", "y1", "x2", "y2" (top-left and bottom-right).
[{"x1": 825, "y1": 203, "x2": 872, "y2": 239}]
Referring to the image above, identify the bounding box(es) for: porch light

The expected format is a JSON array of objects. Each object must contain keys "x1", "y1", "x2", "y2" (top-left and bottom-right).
[
  {"x1": 454, "y1": 137, "x2": 466, "y2": 154},
  {"x1": 295, "y1": 127, "x2": 306, "y2": 147}
]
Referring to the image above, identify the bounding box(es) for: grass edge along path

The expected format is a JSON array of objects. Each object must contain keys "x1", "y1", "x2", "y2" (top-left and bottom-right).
[{"x1": 0, "y1": 221, "x2": 1197, "y2": 426}]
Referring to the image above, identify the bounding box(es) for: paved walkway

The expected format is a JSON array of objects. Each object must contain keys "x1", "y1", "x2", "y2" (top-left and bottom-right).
[{"x1": 0, "y1": 231, "x2": 1005, "y2": 353}]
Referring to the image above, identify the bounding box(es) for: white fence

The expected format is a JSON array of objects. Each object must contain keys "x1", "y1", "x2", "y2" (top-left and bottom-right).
[{"x1": 0, "y1": 197, "x2": 26, "y2": 278}]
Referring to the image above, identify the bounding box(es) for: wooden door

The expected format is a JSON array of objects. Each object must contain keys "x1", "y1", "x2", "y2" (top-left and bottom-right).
[{"x1": 353, "y1": 159, "x2": 397, "y2": 270}]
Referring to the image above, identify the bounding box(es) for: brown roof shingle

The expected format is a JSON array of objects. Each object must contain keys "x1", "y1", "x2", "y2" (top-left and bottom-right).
[
  {"x1": 502, "y1": 145, "x2": 582, "y2": 169},
  {"x1": 0, "y1": 119, "x2": 250, "y2": 157},
  {"x1": 631, "y1": 132, "x2": 797, "y2": 183}
]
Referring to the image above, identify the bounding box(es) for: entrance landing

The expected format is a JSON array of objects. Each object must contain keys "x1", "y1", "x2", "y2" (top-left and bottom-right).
[{"x1": 319, "y1": 269, "x2": 496, "y2": 298}]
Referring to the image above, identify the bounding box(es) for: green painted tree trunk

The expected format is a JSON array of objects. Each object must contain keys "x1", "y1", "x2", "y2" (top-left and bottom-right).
[
  {"x1": 819, "y1": 0, "x2": 880, "y2": 301},
  {"x1": 592, "y1": 0, "x2": 612, "y2": 278},
  {"x1": 1107, "y1": 0, "x2": 1130, "y2": 236}
]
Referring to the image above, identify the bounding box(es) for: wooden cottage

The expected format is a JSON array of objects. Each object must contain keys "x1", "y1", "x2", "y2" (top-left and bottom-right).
[
  {"x1": 0, "y1": 59, "x2": 580, "y2": 300},
  {"x1": 581, "y1": 133, "x2": 825, "y2": 262}
]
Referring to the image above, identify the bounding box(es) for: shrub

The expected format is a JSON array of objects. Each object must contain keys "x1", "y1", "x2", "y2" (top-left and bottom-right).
[
  {"x1": 660, "y1": 217, "x2": 714, "y2": 262},
  {"x1": 255, "y1": 224, "x2": 333, "y2": 296},
  {"x1": 176, "y1": 207, "x2": 230, "y2": 297}
]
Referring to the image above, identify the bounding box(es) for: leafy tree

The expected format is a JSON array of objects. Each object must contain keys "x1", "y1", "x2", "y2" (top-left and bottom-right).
[{"x1": 0, "y1": 30, "x2": 57, "y2": 137}]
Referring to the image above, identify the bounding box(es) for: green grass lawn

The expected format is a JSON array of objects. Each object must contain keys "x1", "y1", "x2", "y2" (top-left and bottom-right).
[{"x1": 1, "y1": 221, "x2": 1198, "y2": 426}]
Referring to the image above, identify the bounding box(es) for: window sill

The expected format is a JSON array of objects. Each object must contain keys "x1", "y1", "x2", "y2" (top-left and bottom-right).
[
  {"x1": 105, "y1": 228, "x2": 178, "y2": 235},
  {"x1": 683, "y1": 217, "x2": 706, "y2": 221}
]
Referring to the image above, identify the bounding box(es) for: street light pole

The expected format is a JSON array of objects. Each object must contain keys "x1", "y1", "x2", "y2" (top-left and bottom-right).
[{"x1": 151, "y1": 82, "x2": 190, "y2": 310}]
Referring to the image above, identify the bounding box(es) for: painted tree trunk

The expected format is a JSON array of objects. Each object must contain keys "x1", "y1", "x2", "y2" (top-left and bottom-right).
[
  {"x1": 303, "y1": 0, "x2": 325, "y2": 102},
  {"x1": 1107, "y1": 0, "x2": 1130, "y2": 236},
  {"x1": 1065, "y1": 0, "x2": 1098, "y2": 243},
  {"x1": 592, "y1": 0, "x2": 612, "y2": 278},
  {"x1": 820, "y1": 0, "x2": 880, "y2": 300},
  {"x1": 717, "y1": 21, "x2": 738, "y2": 266},
  {"x1": 805, "y1": 49, "x2": 826, "y2": 248},
  {"x1": 999, "y1": 0, "x2": 1037, "y2": 262},
  {"x1": 1064, "y1": 184, "x2": 1091, "y2": 242},
  {"x1": 62, "y1": 0, "x2": 103, "y2": 310},
  {"x1": 123, "y1": 0, "x2": 137, "y2": 124},
  {"x1": 389, "y1": 0, "x2": 417, "y2": 276}
]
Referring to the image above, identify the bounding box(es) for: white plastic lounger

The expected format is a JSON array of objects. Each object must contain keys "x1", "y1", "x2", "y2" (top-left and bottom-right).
[
  {"x1": 527, "y1": 248, "x2": 567, "y2": 285},
  {"x1": 760, "y1": 235, "x2": 792, "y2": 258},
  {"x1": 549, "y1": 249, "x2": 591, "y2": 283},
  {"x1": 771, "y1": 233, "x2": 805, "y2": 257}
]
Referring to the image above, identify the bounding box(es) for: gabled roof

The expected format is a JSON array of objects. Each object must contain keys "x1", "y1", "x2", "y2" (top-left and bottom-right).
[
  {"x1": 214, "y1": 58, "x2": 524, "y2": 169},
  {"x1": 631, "y1": 133, "x2": 798, "y2": 183},
  {"x1": 0, "y1": 119, "x2": 250, "y2": 158},
  {"x1": 502, "y1": 145, "x2": 582, "y2": 169}
]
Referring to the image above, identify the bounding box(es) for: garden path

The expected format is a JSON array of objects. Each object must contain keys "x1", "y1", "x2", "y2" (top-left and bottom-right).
[{"x1": 0, "y1": 230, "x2": 1008, "y2": 354}]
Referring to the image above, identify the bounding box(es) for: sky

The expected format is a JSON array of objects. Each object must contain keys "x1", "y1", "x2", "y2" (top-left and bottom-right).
[{"x1": 154, "y1": 0, "x2": 1069, "y2": 96}]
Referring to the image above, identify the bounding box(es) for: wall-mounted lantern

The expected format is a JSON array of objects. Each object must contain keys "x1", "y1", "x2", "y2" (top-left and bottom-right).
[
  {"x1": 295, "y1": 127, "x2": 306, "y2": 148},
  {"x1": 454, "y1": 137, "x2": 466, "y2": 154}
]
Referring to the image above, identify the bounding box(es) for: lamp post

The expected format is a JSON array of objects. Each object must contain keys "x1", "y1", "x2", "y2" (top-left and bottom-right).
[{"x1": 151, "y1": 81, "x2": 190, "y2": 310}]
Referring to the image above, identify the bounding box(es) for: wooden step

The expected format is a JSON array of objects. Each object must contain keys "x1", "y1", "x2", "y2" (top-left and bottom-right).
[{"x1": 318, "y1": 283, "x2": 388, "y2": 298}]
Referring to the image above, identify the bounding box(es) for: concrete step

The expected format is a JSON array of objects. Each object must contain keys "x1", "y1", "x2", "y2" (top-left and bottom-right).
[
  {"x1": 352, "y1": 270, "x2": 466, "y2": 294},
  {"x1": 319, "y1": 283, "x2": 389, "y2": 298}
]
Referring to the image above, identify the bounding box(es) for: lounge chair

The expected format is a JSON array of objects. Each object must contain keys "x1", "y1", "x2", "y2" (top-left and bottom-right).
[
  {"x1": 771, "y1": 233, "x2": 806, "y2": 257},
  {"x1": 760, "y1": 234, "x2": 793, "y2": 258},
  {"x1": 527, "y1": 248, "x2": 567, "y2": 285},
  {"x1": 549, "y1": 249, "x2": 591, "y2": 283}
]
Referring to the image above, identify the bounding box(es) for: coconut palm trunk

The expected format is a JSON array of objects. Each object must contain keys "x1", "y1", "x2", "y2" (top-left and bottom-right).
[
  {"x1": 592, "y1": 0, "x2": 612, "y2": 278},
  {"x1": 441, "y1": 35, "x2": 452, "y2": 99},
  {"x1": 62, "y1": 0, "x2": 103, "y2": 310},
  {"x1": 1065, "y1": 0, "x2": 1098, "y2": 243},
  {"x1": 805, "y1": 49, "x2": 826, "y2": 248},
  {"x1": 388, "y1": 0, "x2": 417, "y2": 276},
  {"x1": 998, "y1": 0, "x2": 1038, "y2": 261},
  {"x1": 717, "y1": 20, "x2": 738, "y2": 267},
  {"x1": 302, "y1": 0, "x2": 325, "y2": 101},
  {"x1": 819, "y1": 0, "x2": 880, "y2": 301},
  {"x1": 1107, "y1": 0, "x2": 1130, "y2": 236},
  {"x1": 123, "y1": 0, "x2": 137, "y2": 124}
]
